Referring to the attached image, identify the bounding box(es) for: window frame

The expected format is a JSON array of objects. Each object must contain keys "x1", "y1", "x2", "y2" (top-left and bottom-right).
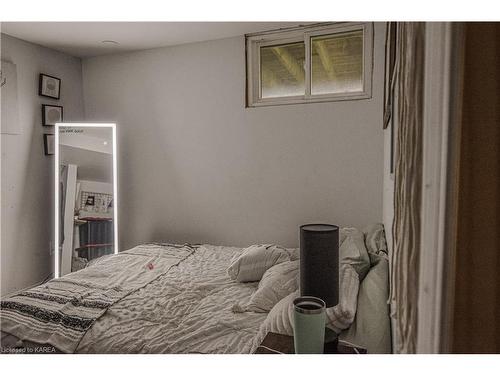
[{"x1": 246, "y1": 22, "x2": 373, "y2": 107}]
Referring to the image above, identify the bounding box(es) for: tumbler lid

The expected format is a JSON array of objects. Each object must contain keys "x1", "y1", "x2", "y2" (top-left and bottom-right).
[{"x1": 293, "y1": 296, "x2": 326, "y2": 315}]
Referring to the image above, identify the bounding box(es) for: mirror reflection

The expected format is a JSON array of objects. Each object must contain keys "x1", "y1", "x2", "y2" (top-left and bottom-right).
[{"x1": 57, "y1": 125, "x2": 116, "y2": 277}]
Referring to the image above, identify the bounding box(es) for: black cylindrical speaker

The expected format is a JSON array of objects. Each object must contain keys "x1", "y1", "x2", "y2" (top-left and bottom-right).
[{"x1": 299, "y1": 224, "x2": 339, "y2": 308}]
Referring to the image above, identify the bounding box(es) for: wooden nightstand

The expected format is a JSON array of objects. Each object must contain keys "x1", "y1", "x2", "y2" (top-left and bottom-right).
[{"x1": 254, "y1": 332, "x2": 367, "y2": 354}]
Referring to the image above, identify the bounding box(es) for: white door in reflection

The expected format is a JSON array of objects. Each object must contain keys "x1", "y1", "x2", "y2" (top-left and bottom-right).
[{"x1": 55, "y1": 123, "x2": 118, "y2": 278}]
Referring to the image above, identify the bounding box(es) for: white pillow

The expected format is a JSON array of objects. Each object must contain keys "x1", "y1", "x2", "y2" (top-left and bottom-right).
[
  {"x1": 363, "y1": 223, "x2": 388, "y2": 258},
  {"x1": 249, "y1": 265, "x2": 360, "y2": 336},
  {"x1": 323, "y1": 228, "x2": 370, "y2": 333},
  {"x1": 339, "y1": 257, "x2": 391, "y2": 353},
  {"x1": 339, "y1": 227, "x2": 371, "y2": 281},
  {"x1": 325, "y1": 265, "x2": 360, "y2": 333},
  {"x1": 248, "y1": 290, "x2": 299, "y2": 353},
  {"x1": 248, "y1": 266, "x2": 359, "y2": 352},
  {"x1": 235, "y1": 260, "x2": 299, "y2": 313},
  {"x1": 227, "y1": 244, "x2": 290, "y2": 282}
]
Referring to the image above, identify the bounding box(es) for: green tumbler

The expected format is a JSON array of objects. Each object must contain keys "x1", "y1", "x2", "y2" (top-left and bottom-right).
[{"x1": 293, "y1": 296, "x2": 326, "y2": 354}]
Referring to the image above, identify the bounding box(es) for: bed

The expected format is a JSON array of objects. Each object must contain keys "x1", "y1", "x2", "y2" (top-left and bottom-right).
[{"x1": 1, "y1": 225, "x2": 391, "y2": 354}]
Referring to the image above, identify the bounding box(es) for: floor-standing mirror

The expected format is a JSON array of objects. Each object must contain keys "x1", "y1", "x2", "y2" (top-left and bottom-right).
[{"x1": 55, "y1": 123, "x2": 118, "y2": 278}]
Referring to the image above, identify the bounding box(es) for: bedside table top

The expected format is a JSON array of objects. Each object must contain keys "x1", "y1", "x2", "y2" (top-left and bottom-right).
[{"x1": 254, "y1": 332, "x2": 367, "y2": 354}]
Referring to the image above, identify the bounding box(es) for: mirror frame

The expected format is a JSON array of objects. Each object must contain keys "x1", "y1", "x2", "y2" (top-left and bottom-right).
[{"x1": 54, "y1": 123, "x2": 118, "y2": 278}]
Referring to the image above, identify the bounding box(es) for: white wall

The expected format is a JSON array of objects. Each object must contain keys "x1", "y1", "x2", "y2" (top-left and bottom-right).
[
  {"x1": 1, "y1": 34, "x2": 84, "y2": 296},
  {"x1": 82, "y1": 23, "x2": 386, "y2": 250}
]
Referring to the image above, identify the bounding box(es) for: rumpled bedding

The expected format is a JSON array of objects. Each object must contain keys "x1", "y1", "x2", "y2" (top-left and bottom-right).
[
  {"x1": 76, "y1": 245, "x2": 267, "y2": 353},
  {"x1": 1, "y1": 244, "x2": 267, "y2": 353}
]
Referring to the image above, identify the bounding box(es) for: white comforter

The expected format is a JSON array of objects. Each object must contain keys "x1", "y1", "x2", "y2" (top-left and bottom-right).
[{"x1": 76, "y1": 245, "x2": 266, "y2": 353}]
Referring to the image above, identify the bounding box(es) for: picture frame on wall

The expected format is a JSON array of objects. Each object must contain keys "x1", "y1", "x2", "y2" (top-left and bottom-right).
[
  {"x1": 42, "y1": 104, "x2": 63, "y2": 126},
  {"x1": 39, "y1": 73, "x2": 61, "y2": 99},
  {"x1": 43, "y1": 134, "x2": 54, "y2": 155}
]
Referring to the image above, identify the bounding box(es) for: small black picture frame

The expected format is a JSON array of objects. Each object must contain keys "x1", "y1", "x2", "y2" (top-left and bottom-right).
[
  {"x1": 39, "y1": 73, "x2": 61, "y2": 99},
  {"x1": 43, "y1": 134, "x2": 54, "y2": 155},
  {"x1": 42, "y1": 104, "x2": 63, "y2": 126}
]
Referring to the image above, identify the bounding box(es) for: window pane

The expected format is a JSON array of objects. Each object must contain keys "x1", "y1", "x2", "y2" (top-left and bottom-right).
[
  {"x1": 260, "y1": 42, "x2": 305, "y2": 98},
  {"x1": 311, "y1": 30, "x2": 364, "y2": 95}
]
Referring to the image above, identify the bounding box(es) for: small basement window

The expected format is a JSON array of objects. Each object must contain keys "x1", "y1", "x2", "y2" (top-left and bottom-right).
[{"x1": 246, "y1": 22, "x2": 373, "y2": 107}]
